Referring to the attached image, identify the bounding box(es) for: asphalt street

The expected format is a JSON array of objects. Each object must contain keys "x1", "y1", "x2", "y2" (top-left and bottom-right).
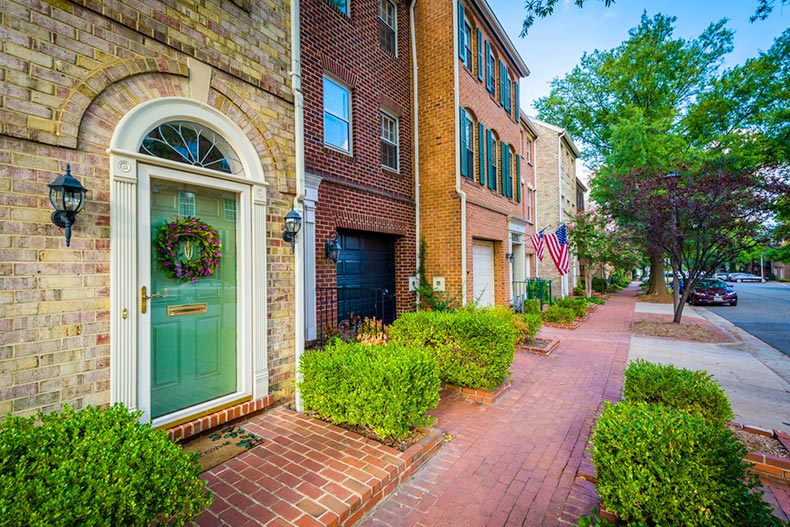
[{"x1": 705, "y1": 281, "x2": 790, "y2": 356}]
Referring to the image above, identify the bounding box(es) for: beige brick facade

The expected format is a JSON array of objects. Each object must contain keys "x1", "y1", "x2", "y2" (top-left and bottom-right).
[
  {"x1": 0, "y1": 0, "x2": 296, "y2": 420},
  {"x1": 532, "y1": 118, "x2": 585, "y2": 297}
]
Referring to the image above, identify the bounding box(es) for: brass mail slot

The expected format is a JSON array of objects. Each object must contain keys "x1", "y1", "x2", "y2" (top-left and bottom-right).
[{"x1": 167, "y1": 303, "x2": 208, "y2": 317}]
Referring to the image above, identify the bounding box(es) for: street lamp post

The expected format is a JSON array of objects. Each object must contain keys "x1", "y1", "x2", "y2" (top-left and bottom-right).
[{"x1": 664, "y1": 172, "x2": 681, "y2": 313}]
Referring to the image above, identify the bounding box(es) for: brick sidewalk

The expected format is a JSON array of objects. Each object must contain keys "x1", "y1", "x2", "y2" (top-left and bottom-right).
[
  {"x1": 197, "y1": 283, "x2": 790, "y2": 525},
  {"x1": 356, "y1": 284, "x2": 639, "y2": 527}
]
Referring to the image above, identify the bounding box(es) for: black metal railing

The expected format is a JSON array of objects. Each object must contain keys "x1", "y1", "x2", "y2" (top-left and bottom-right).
[
  {"x1": 315, "y1": 287, "x2": 396, "y2": 346},
  {"x1": 511, "y1": 278, "x2": 553, "y2": 311}
]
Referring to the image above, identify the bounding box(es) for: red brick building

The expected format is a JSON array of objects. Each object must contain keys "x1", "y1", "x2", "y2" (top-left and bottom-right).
[
  {"x1": 300, "y1": 0, "x2": 416, "y2": 343},
  {"x1": 414, "y1": 0, "x2": 531, "y2": 307}
]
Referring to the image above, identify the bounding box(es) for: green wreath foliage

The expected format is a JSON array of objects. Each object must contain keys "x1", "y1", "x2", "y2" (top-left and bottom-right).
[{"x1": 154, "y1": 217, "x2": 222, "y2": 282}]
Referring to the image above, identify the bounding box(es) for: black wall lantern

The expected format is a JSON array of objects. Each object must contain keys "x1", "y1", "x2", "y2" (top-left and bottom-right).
[
  {"x1": 48, "y1": 164, "x2": 87, "y2": 247},
  {"x1": 505, "y1": 252, "x2": 514, "y2": 263},
  {"x1": 282, "y1": 206, "x2": 302, "y2": 252},
  {"x1": 325, "y1": 232, "x2": 342, "y2": 263}
]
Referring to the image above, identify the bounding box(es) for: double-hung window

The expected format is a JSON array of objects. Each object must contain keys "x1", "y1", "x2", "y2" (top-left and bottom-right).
[
  {"x1": 381, "y1": 111, "x2": 398, "y2": 171},
  {"x1": 459, "y1": 108, "x2": 473, "y2": 179},
  {"x1": 378, "y1": 0, "x2": 397, "y2": 55},
  {"x1": 485, "y1": 42, "x2": 495, "y2": 96},
  {"x1": 501, "y1": 144, "x2": 511, "y2": 198},
  {"x1": 324, "y1": 76, "x2": 351, "y2": 152},
  {"x1": 486, "y1": 130, "x2": 497, "y2": 191}
]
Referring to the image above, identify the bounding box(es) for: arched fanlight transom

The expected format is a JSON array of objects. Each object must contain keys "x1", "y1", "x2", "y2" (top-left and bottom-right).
[{"x1": 138, "y1": 120, "x2": 243, "y2": 175}]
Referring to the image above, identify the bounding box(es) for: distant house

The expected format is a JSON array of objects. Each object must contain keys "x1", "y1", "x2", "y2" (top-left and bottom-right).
[
  {"x1": 531, "y1": 119, "x2": 586, "y2": 297},
  {"x1": 414, "y1": 0, "x2": 532, "y2": 308},
  {"x1": 0, "y1": 0, "x2": 297, "y2": 438}
]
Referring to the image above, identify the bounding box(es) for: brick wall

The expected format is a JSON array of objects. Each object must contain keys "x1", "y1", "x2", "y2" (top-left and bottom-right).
[
  {"x1": 302, "y1": 0, "x2": 417, "y2": 314},
  {"x1": 416, "y1": 0, "x2": 529, "y2": 305},
  {"x1": 0, "y1": 0, "x2": 295, "y2": 417}
]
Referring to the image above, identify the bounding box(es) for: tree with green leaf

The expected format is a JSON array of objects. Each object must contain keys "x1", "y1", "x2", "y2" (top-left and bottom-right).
[
  {"x1": 568, "y1": 209, "x2": 641, "y2": 297},
  {"x1": 536, "y1": 14, "x2": 790, "y2": 312}
]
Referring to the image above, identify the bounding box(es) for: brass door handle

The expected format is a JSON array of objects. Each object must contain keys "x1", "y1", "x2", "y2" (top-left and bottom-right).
[{"x1": 140, "y1": 286, "x2": 163, "y2": 314}]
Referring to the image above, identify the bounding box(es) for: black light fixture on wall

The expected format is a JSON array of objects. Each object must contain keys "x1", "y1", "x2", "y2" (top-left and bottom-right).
[
  {"x1": 325, "y1": 232, "x2": 342, "y2": 263},
  {"x1": 48, "y1": 164, "x2": 87, "y2": 247},
  {"x1": 282, "y1": 206, "x2": 302, "y2": 252},
  {"x1": 505, "y1": 252, "x2": 514, "y2": 263}
]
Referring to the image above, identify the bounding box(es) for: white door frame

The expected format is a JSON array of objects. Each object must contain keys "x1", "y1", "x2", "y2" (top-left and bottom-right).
[{"x1": 109, "y1": 98, "x2": 269, "y2": 425}]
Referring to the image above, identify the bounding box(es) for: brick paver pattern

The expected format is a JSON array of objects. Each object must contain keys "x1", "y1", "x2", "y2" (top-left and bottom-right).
[{"x1": 357, "y1": 285, "x2": 638, "y2": 527}]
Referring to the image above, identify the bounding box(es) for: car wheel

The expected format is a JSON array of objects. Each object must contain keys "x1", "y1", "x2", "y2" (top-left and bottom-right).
[
  {"x1": 761, "y1": 278, "x2": 766, "y2": 283},
  {"x1": 730, "y1": 300, "x2": 737, "y2": 306}
]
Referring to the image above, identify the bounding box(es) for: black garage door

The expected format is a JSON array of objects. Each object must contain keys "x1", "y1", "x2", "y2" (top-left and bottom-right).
[{"x1": 336, "y1": 230, "x2": 397, "y2": 324}]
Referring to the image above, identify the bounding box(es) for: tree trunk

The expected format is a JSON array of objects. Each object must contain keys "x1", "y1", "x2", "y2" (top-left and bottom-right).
[
  {"x1": 584, "y1": 260, "x2": 594, "y2": 298},
  {"x1": 644, "y1": 250, "x2": 669, "y2": 296}
]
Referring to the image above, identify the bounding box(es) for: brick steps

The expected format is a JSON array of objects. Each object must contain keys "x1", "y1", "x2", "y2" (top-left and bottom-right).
[{"x1": 196, "y1": 408, "x2": 445, "y2": 526}]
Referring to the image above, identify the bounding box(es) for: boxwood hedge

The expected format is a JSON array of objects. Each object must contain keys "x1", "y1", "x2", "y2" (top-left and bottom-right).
[
  {"x1": 0, "y1": 404, "x2": 212, "y2": 527},
  {"x1": 389, "y1": 308, "x2": 517, "y2": 390},
  {"x1": 299, "y1": 340, "x2": 440, "y2": 439},
  {"x1": 624, "y1": 359, "x2": 733, "y2": 424},
  {"x1": 591, "y1": 401, "x2": 784, "y2": 526}
]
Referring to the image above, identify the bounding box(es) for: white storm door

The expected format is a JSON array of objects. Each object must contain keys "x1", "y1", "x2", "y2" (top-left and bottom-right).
[{"x1": 473, "y1": 240, "x2": 495, "y2": 307}]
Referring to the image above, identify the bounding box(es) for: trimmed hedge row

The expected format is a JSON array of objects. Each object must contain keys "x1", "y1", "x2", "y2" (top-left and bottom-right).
[
  {"x1": 0, "y1": 404, "x2": 212, "y2": 527},
  {"x1": 389, "y1": 308, "x2": 518, "y2": 390},
  {"x1": 590, "y1": 360, "x2": 784, "y2": 526},
  {"x1": 592, "y1": 402, "x2": 782, "y2": 526},
  {"x1": 624, "y1": 359, "x2": 733, "y2": 424},
  {"x1": 298, "y1": 341, "x2": 440, "y2": 439}
]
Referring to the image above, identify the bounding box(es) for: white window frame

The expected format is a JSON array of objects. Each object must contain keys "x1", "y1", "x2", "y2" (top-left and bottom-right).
[
  {"x1": 462, "y1": 19, "x2": 473, "y2": 70},
  {"x1": 323, "y1": 76, "x2": 352, "y2": 154},
  {"x1": 378, "y1": 0, "x2": 397, "y2": 56},
  {"x1": 380, "y1": 111, "x2": 399, "y2": 172}
]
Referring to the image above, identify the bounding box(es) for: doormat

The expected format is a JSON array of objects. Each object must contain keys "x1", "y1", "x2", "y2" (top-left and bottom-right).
[{"x1": 182, "y1": 424, "x2": 265, "y2": 472}]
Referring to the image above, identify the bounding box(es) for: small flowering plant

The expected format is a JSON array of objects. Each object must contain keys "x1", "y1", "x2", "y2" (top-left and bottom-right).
[{"x1": 154, "y1": 217, "x2": 222, "y2": 282}]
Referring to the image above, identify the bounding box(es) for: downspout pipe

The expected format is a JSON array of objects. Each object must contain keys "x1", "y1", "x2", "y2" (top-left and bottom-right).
[
  {"x1": 291, "y1": 0, "x2": 306, "y2": 413},
  {"x1": 453, "y1": 0, "x2": 468, "y2": 305},
  {"x1": 557, "y1": 130, "x2": 565, "y2": 297},
  {"x1": 533, "y1": 134, "x2": 539, "y2": 278},
  {"x1": 410, "y1": 0, "x2": 421, "y2": 302}
]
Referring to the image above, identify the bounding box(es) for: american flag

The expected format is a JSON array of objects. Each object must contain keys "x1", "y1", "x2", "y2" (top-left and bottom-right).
[
  {"x1": 545, "y1": 224, "x2": 569, "y2": 276},
  {"x1": 530, "y1": 231, "x2": 545, "y2": 261}
]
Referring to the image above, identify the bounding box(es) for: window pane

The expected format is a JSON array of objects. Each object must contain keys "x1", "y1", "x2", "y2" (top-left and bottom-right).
[
  {"x1": 325, "y1": 114, "x2": 350, "y2": 150},
  {"x1": 324, "y1": 77, "x2": 349, "y2": 118},
  {"x1": 381, "y1": 113, "x2": 398, "y2": 170}
]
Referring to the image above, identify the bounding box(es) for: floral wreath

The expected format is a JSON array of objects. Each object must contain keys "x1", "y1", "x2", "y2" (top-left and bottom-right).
[{"x1": 154, "y1": 217, "x2": 222, "y2": 282}]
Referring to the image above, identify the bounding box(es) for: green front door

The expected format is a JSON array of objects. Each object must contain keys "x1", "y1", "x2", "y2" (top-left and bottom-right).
[{"x1": 148, "y1": 177, "x2": 238, "y2": 419}]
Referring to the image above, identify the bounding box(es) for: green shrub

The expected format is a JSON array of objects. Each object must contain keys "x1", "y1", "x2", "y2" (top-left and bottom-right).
[
  {"x1": 554, "y1": 297, "x2": 588, "y2": 318},
  {"x1": 299, "y1": 340, "x2": 440, "y2": 439},
  {"x1": 624, "y1": 359, "x2": 733, "y2": 424},
  {"x1": 586, "y1": 295, "x2": 605, "y2": 305},
  {"x1": 543, "y1": 305, "x2": 577, "y2": 324},
  {"x1": 389, "y1": 309, "x2": 517, "y2": 390},
  {"x1": 522, "y1": 298, "x2": 541, "y2": 314},
  {"x1": 515, "y1": 313, "x2": 543, "y2": 344},
  {"x1": 591, "y1": 401, "x2": 784, "y2": 526},
  {"x1": 0, "y1": 404, "x2": 212, "y2": 527}
]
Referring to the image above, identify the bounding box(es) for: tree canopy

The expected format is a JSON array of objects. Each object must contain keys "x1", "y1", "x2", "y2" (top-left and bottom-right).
[{"x1": 535, "y1": 13, "x2": 790, "y2": 320}]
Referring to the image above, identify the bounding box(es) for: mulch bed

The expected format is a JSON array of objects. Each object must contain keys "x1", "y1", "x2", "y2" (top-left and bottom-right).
[
  {"x1": 728, "y1": 425, "x2": 790, "y2": 459},
  {"x1": 631, "y1": 313, "x2": 735, "y2": 343}
]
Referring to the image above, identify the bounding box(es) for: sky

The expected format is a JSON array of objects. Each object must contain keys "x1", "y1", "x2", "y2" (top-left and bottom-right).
[{"x1": 486, "y1": 0, "x2": 790, "y2": 114}]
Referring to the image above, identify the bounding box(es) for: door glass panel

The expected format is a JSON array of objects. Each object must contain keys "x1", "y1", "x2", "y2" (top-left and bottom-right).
[{"x1": 149, "y1": 178, "x2": 238, "y2": 418}]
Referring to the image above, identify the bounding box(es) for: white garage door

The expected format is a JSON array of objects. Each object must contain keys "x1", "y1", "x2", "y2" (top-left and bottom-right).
[{"x1": 473, "y1": 241, "x2": 494, "y2": 307}]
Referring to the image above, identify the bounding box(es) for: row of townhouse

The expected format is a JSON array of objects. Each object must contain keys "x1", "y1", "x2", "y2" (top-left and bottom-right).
[{"x1": 0, "y1": 0, "x2": 584, "y2": 437}]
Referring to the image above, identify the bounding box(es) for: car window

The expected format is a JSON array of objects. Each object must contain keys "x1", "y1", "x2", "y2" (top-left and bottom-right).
[{"x1": 698, "y1": 279, "x2": 725, "y2": 289}]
